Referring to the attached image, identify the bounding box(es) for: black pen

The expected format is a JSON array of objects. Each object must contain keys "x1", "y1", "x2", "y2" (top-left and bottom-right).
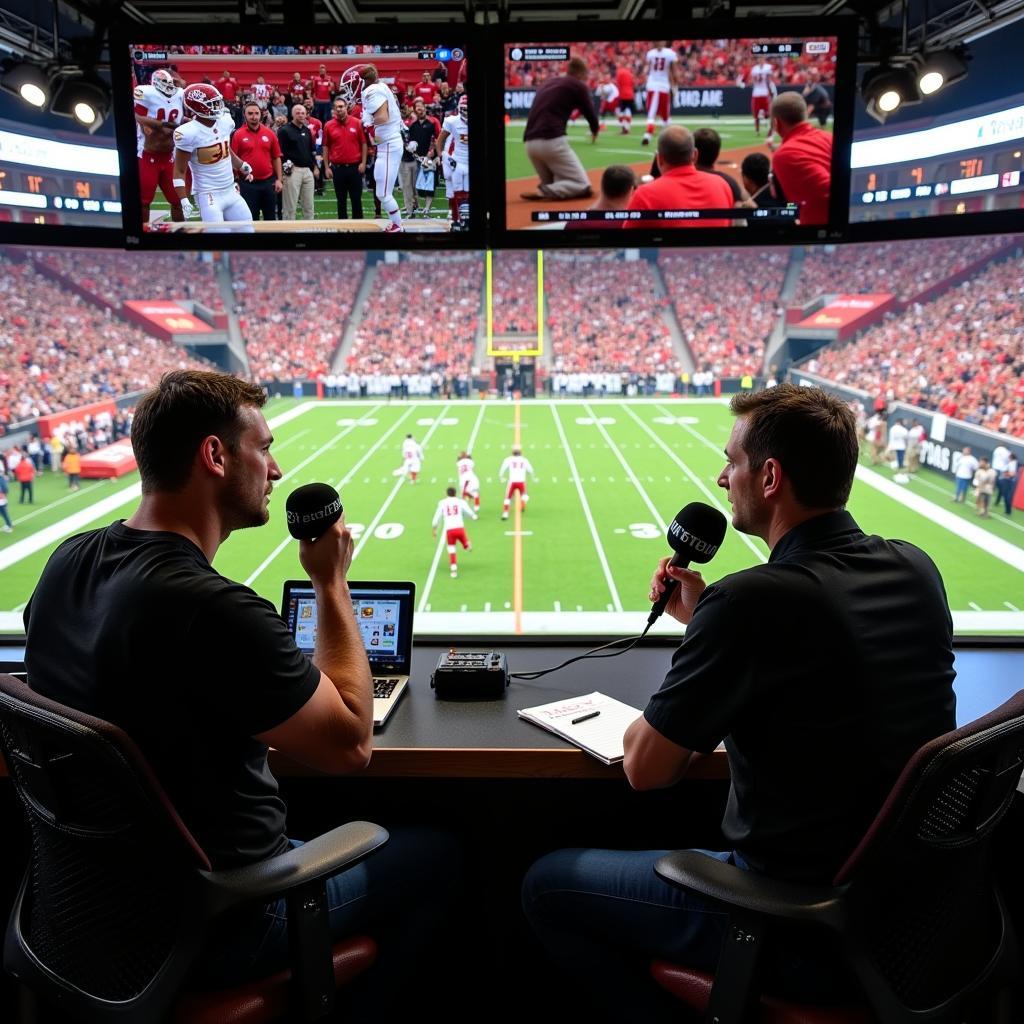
[{"x1": 571, "y1": 711, "x2": 601, "y2": 725}]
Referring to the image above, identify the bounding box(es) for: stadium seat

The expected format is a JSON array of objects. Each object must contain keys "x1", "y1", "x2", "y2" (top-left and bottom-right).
[
  {"x1": 651, "y1": 689, "x2": 1024, "y2": 1023},
  {"x1": 0, "y1": 673, "x2": 388, "y2": 1024}
]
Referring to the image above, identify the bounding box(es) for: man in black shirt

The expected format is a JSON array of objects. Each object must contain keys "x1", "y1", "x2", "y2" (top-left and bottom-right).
[
  {"x1": 523, "y1": 384, "x2": 956, "y2": 1019},
  {"x1": 802, "y1": 69, "x2": 834, "y2": 127},
  {"x1": 693, "y1": 126, "x2": 746, "y2": 204},
  {"x1": 24, "y1": 369, "x2": 456, "y2": 1009},
  {"x1": 277, "y1": 103, "x2": 318, "y2": 221},
  {"x1": 520, "y1": 56, "x2": 599, "y2": 201},
  {"x1": 741, "y1": 151, "x2": 788, "y2": 209}
]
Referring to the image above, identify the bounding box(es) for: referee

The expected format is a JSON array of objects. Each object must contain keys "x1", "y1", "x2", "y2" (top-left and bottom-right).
[
  {"x1": 322, "y1": 98, "x2": 367, "y2": 220},
  {"x1": 231, "y1": 102, "x2": 283, "y2": 222},
  {"x1": 277, "y1": 104, "x2": 318, "y2": 221}
]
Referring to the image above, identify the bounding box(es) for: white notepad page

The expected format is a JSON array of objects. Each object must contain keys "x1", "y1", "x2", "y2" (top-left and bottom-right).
[{"x1": 517, "y1": 691, "x2": 644, "y2": 764}]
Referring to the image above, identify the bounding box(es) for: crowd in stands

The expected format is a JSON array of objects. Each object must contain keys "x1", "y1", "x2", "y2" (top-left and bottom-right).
[
  {"x1": 545, "y1": 252, "x2": 677, "y2": 375},
  {"x1": 809, "y1": 251, "x2": 1024, "y2": 439},
  {"x1": 0, "y1": 253, "x2": 211, "y2": 430},
  {"x1": 490, "y1": 252, "x2": 538, "y2": 335},
  {"x1": 659, "y1": 248, "x2": 788, "y2": 379},
  {"x1": 506, "y1": 38, "x2": 835, "y2": 90},
  {"x1": 135, "y1": 44, "x2": 414, "y2": 56},
  {"x1": 345, "y1": 253, "x2": 483, "y2": 378},
  {"x1": 30, "y1": 250, "x2": 225, "y2": 313},
  {"x1": 231, "y1": 254, "x2": 363, "y2": 382},
  {"x1": 792, "y1": 235, "x2": 1016, "y2": 306}
]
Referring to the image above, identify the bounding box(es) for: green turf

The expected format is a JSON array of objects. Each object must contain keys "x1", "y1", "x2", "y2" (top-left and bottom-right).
[
  {"x1": 504, "y1": 117, "x2": 835, "y2": 182},
  {"x1": 1, "y1": 397, "x2": 1020, "y2": 636}
]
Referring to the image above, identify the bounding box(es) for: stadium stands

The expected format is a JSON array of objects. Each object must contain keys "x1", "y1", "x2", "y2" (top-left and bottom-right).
[
  {"x1": 544, "y1": 252, "x2": 677, "y2": 377},
  {"x1": 345, "y1": 253, "x2": 482, "y2": 380},
  {"x1": 490, "y1": 252, "x2": 538, "y2": 335},
  {"x1": 659, "y1": 248, "x2": 789, "y2": 378},
  {"x1": 809, "y1": 250, "x2": 1024, "y2": 439},
  {"x1": 0, "y1": 252, "x2": 211, "y2": 428},
  {"x1": 230, "y1": 254, "x2": 364, "y2": 383},
  {"x1": 30, "y1": 250, "x2": 226, "y2": 313},
  {"x1": 792, "y1": 236, "x2": 1014, "y2": 305}
]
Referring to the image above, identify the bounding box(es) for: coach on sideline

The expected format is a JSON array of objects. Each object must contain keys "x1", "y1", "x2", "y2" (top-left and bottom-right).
[
  {"x1": 22, "y1": 370, "x2": 458, "y2": 1012},
  {"x1": 231, "y1": 102, "x2": 283, "y2": 222},
  {"x1": 523, "y1": 384, "x2": 956, "y2": 1019},
  {"x1": 520, "y1": 55, "x2": 599, "y2": 201},
  {"x1": 624, "y1": 125, "x2": 735, "y2": 229},
  {"x1": 769, "y1": 91, "x2": 832, "y2": 225},
  {"x1": 323, "y1": 98, "x2": 367, "y2": 220},
  {"x1": 277, "y1": 103, "x2": 319, "y2": 221}
]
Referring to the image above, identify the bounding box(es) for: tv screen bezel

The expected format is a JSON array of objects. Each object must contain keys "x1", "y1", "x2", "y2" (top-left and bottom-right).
[
  {"x1": 486, "y1": 16, "x2": 857, "y2": 250},
  {"x1": 109, "y1": 23, "x2": 486, "y2": 251}
]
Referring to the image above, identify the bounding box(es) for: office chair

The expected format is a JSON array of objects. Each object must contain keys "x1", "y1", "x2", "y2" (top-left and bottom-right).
[
  {"x1": 0, "y1": 673, "x2": 388, "y2": 1024},
  {"x1": 651, "y1": 690, "x2": 1024, "y2": 1024}
]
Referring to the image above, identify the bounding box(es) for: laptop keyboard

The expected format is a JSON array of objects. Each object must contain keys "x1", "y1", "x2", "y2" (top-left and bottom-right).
[{"x1": 373, "y1": 677, "x2": 400, "y2": 699}]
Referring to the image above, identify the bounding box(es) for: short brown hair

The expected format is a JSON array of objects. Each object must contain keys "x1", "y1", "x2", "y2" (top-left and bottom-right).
[
  {"x1": 730, "y1": 383, "x2": 858, "y2": 509},
  {"x1": 131, "y1": 370, "x2": 266, "y2": 494},
  {"x1": 567, "y1": 57, "x2": 588, "y2": 78}
]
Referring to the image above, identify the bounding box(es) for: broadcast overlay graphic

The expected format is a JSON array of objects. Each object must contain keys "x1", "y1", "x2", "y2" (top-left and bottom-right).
[
  {"x1": 1, "y1": 398, "x2": 1020, "y2": 638},
  {"x1": 503, "y1": 35, "x2": 838, "y2": 232},
  {"x1": 125, "y1": 42, "x2": 469, "y2": 236}
]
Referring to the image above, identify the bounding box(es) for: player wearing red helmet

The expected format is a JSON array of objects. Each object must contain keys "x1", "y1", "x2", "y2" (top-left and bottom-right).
[{"x1": 134, "y1": 67, "x2": 189, "y2": 227}]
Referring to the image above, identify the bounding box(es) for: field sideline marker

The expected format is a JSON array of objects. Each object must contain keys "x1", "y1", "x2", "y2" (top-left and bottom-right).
[
  {"x1": 550, "y1": 403, "x2": 623, "y2": 611},
  {"x1": 513, "y1": 397, "x2": 524, "y2": 634}
]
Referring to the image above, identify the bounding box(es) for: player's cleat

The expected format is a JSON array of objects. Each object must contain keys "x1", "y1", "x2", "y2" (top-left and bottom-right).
[
  {"x1": 501, "y1": 511, "x2": 509, "y2": 520},
  {"x1": 383, "y1": 223, "x2": 404, "y2": 233},
  {"x1": 641, "y1": 134, "x2": 650, "y2": 146},
  {"x1": 620, "y1": 127, "x2": 629, "y2": 134},
  {"x1": 450, "y1": 568, "x2": 458, "y2": 577},
  {"x1": 465, "y1": 544, "x2": 473, "y2": 552}
]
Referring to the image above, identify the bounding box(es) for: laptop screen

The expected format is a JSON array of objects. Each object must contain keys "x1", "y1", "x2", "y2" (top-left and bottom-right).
[{"x1": 282, "y1": 580, "x2": 415, "y2": 675}]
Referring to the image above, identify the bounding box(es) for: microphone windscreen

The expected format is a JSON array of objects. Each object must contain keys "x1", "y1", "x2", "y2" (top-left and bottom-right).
[
  {"x1": 286, "y1": 483, "x2": 343, "y2": 540},
  {"x1": 666, "y1": 502, "x2": 727, "y2": 565}
]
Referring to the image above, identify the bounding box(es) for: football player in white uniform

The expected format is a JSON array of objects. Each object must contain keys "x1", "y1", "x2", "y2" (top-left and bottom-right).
[
  {"x1": 358, "y1": 64, "x2": 404, "y2": 233},
  {"x1": 456, "y1": 451, "x2": 480, "y2": 511},
  {"x1": 171, "y1": 83, "x2": 255, "y2": 233},
  {"x1": 642, "y1": 42, "x2": 679, "y2": 145},
  {"x1": 748, "y1": 59, "x2": 776, "y2": 135},
  {"x1": 134, "y1": 68, "x2": 188, "y2": 226},
  {"x1": 432, "y1": 486, "x2": 477, "y2": 577},
  {"x1": 436, "y1": 94, "x2": 469, "y2": 230},
  {"x1": 499, "y1": 445, "x2": 534, "y2": 520},
  {"x1": 393, "y1": 433, "x2": 424, "y2": 483}
]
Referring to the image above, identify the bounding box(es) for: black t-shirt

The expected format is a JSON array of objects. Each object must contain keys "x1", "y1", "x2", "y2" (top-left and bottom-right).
[
  {"x1": 24, "y1": 521, "x2": 320, "y2": 869},
  {"x1": 645, "y1": 510, "x2": 956, "y2": 883},
  {"x1": 803, "y1": 84, "x2": 832, "y2": 109}
]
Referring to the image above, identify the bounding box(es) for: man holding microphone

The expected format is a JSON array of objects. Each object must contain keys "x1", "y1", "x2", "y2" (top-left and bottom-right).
[{"x1": 231, "y1": 101, "x2": 283, "y2": 222}]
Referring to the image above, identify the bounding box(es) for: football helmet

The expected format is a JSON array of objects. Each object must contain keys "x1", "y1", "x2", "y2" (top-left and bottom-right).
[
  {"x1": 151, "y1": 69, "x2": 177, "y2": 99},
  {"x1": 182, "y1": 82, "x2": 225, "y2": 120},
  {"x1": 337, "y1": 65, "x2": 365, "y2": 108},
  {"x1": 457, "y1": 94, "x2": 468, "y2": 121}
]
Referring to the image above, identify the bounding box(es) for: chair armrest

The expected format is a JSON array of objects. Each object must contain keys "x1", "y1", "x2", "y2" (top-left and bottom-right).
[
  {"x1": 201, "y1": 820, "x2": 389, "y2": 912},
  {"x1": 654, "y1": 850, "x2": 846, "y2": 931}
]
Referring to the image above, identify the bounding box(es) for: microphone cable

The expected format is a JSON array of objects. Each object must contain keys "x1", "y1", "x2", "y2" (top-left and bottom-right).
[{"x1": 508, "y1": 619, "x2": 655, "y2": 681}]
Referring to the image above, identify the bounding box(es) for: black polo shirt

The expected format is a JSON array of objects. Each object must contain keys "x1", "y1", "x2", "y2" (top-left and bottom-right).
[
  {"x1": 276, "y1": 121, "x2": 317, "y2": 170},
  {"x1": 645, "y1": 510, "x2": 955, "y2": 883}
]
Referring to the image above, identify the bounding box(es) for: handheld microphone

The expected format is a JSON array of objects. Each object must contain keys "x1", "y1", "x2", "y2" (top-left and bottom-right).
[
  {"x1": 648, "y1": 503, "x2": 727, "y2": 625},
  {"x1": 286, "y1": 483, "x2": 344, "y2": 540}
]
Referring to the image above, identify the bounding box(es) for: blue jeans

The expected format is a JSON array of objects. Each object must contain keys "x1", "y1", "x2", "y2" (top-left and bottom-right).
[
  {"x1": 197, "y1": 825, "x2": 459, "y2": 1014},
  {"x1": 955, "y1": 477, "x2": 970, "y2": 500},
  {"x1": 523, "y1": 846, "x2": 850, "y2": 1021}
]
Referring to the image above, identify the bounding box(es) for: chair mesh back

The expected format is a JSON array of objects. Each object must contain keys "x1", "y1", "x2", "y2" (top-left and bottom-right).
[
  {"x1": 839, "y1": 696, "x2": 1024, "y2": 1012},
  {"x1": 0, "y1": 682, "x2": 209, "y2": 1004}
]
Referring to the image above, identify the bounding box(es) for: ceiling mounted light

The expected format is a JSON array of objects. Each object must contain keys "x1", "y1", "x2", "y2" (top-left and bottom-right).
[
  {"x1": 50, "y1": 72, "x2": 111, "y2": 133},
  {"x1": 915, "y1": 48, "x2": 970, "y2": 96},
  {"x1": 861, "y1": 64, "x2": 922, "y2": 124},
  {"x1": 0, "y1": 59, "x2": 51, "y2": 109}
]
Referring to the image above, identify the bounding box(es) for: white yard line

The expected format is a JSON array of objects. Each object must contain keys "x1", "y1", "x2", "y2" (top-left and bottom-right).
[
  {"x1": 550, "y1": 403, "x2": 623, "y2": 611},
  {"x1": 584, "y1": 401, "x2": 667, "y2": 532},
  {"x1": 352, "y1": 402, "x2": 453, "y2": 562},
  {"x1": 466, "y1": 402, "x2": 487, "y2": 453},
  {"x1": 242, "y1": 403, "x2": 405, "y2": 587},
  {"x1": 624, "y1": 404, "x2": 768, "y2": 564},
  {"x1": 854, "y1": 465, "x2": 1024, "y2": 573}
]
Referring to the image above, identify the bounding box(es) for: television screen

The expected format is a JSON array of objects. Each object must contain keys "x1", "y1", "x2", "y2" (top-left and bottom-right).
[
  {"x1": 492, "y1": 19, "x2": 855, "y2": 247},
  {"x1": 111, "y1": 31, "x2": 480, "y2": 249}
]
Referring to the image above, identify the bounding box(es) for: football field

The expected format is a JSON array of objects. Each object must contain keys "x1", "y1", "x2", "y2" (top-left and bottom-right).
[{"x1": 1, "y1": 397, "x2": 1021, "y2": 637}]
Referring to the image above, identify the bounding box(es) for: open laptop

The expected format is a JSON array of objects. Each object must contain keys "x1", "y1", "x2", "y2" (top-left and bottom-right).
[{"x1": 281, "y1": 579, "x2": 416, "y2": 727}]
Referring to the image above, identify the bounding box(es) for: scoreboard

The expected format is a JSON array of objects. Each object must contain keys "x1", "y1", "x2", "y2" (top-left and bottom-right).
[
  {"x1": 0, "y1": 119, "x2": 121, "y2": 228},
  {"x1": 850, "y1": 95, "x2": 1024, "y2": 222}
]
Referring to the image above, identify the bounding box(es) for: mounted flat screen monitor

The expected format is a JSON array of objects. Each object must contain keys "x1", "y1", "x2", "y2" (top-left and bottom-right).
[
  {"x1": 110, "y1": 28, "x2": 480, "y2": 250},
  {"x1": 490, "y1": 18, "x2": 856, "y2": 248},
  {"x1": 849, "y1": 91, "x2": 1024, "y2": 242}
]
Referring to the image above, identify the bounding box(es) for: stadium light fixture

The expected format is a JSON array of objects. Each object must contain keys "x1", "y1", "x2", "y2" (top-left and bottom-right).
[
  {"x1": 861, "y1": 63, "x2": 922, "y2": 123},
  {"x1": 50, "y1": 71, "x2": 111, "y2": 134},
  {"x1": 0, "y1": 59, "x2": 51, "y2": 109},
  {"x1": 915, "y1": 48, "x2": 970, "y2": 96}
]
